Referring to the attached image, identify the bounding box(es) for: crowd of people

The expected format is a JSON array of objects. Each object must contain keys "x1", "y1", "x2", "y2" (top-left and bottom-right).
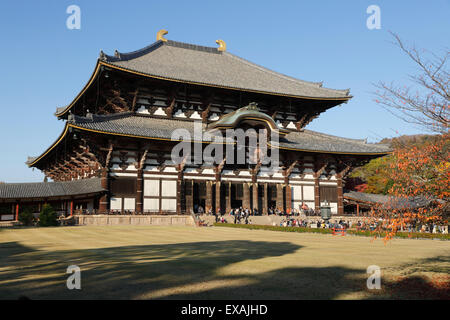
[
  {"x1": 196, "y1": 204, "x2": 448, "y2": 234},
  {"x1": 196, "y1": 202, "x2": 318, "y2": 217},
  {"x1": 277, "y1": 218, "x2": 448, "y2": 234},
  {"x1": 353, "y1": 219, "x2": 448, "y2": 234},
  {"x1": 279, "y1": 218, "x2": 352, "y2": 229},
  {"x1": 227, "y1": 207, "x2": 253, "y2": 225}
]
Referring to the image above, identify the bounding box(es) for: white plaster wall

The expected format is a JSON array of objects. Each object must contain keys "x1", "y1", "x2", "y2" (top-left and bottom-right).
[
  {"x1": 144, "y1": 198, "x2": 159, "y2": 212},
  {"x1": 291, "y1": 185, "x2": 302, "y2": 200},
  {"x1": 303, "y1": 185, "x2": 315, "y2": 201},
  {"x1": 144, "y1": 180, "x2": 160, "y2": 196},
  {"x1": 161, "y1": 180, "x2": 177, "y2": 197},
  {"x1": 124, "y1": 198, "x2": 136, "y2": 211},
  {"x1": 110, "y1": 197, "x2": 122, "y2": 210},
  {"x1": 161, "y1": 199, "x2": 177, "y2": 212}
]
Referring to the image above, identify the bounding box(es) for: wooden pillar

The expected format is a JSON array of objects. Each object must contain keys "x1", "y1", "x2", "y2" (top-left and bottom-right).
[
  {"x1": 276, "y1": 184, "x2": 283, "y2": 211},
  {"x1": 337, "y1": 174, "x2": 344, "y2": 215},
  {"x1": 314, "y1": 175, "x2": 320, "y2": 213},
  {"x1": 186, "y1": 180, "x2": 194, "y2": 214},
  {"x1": 263, "y1": 183, "x2": 268, "y2": 215},
  {"x1": 356, "y1": 203, "x2": 360, "y2": 216},
  {"x1": 99, "y1": 168, "x2": 109, "y2": 213},
  {"x1": 136, "y1": 169, "x2": 143, "y2": 214},
  {"x1": 70, "y1": 200, "x2": 74, "y2": 216},
  {"x1": 252, "y1": 183, "x2": 259, "y2": 213},
  {"x1": 15, "y1": 203, "x2": 19, "y2": 221},
  {"x1": 226, "y1": 182, "x2": 231, "y2": 213},
  {"x1": 176, "y1": 169, "x2": 185, "y2": 215},
  {"x1": 215, "y1": 181, "x2": 221, "y2": 214},
  {"x1": 205, "y1": 181, "x2": 212, "y2": 212},
  {"x1": 243, "y1": 182, "x2": 250, "y2": 209},
  {"x1": 285, "y1": 184, "x2": 292, "y2": 214}
]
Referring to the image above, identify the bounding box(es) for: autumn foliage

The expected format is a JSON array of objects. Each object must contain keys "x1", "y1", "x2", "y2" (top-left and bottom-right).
[
  {"x1": 389, "y1": 133, "x2": 449, "y2": 200},
  {"x1": 365, "y1": 133, "x2": 449, "y2": 241}
]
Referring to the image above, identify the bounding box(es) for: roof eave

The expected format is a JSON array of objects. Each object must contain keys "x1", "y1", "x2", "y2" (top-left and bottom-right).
[
  {"x1": 54, "y1": 60, "x2": 103, "y2": 118},
  {"x1": 54, "y1": 58, "x2": 352, "y2": 119},
  {"x1": 27, "y1": 124, "x2": 71, "y2": 168},
  {"x1": 101, "y1": 61, "x2": 353, "y2": 101}
]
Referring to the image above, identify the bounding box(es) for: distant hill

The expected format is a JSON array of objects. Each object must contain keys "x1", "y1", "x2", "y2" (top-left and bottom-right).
[{"x1": 378, "y1": 134, "x2": 439, "y2": 147}]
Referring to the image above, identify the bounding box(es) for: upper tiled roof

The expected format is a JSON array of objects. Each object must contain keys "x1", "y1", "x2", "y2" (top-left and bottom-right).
[
  {"x1": 0, "y1": 178, "x2": 105, "y2": 199},
  {"x1": 101, "y1": 40, "x2": 351, "y2": 100},
  {"x1": 68, "y1": 113, "x2": 391, "y2": 155}
]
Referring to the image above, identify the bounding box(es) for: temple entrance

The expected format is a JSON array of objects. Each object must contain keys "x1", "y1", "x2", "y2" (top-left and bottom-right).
[
  {"x1": 230, "y1": 183, "x2": 243, "y2": 208},
  {"x1": 219, "y1": 183, "x2": 226, "y2": 214},
  {"x1": 267, "y1": 184, "x2": 277, "y2": 210},
  {"x1": 257, "y1": 185, "x2": 264, "y2": 213},
  {"x1": 193, "y1": 181, "x2": 206, "y2": 213}
]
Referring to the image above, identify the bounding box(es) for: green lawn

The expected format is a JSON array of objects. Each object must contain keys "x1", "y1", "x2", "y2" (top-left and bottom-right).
[{"x1": 0, "y1": 225, "x2": 449, "y2": 299}]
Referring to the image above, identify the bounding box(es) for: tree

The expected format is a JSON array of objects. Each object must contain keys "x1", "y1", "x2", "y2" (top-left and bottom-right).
[
  {"x1": 368, "y1": 133, "x2": 449, "y2": 241},
  {"x1": 347, "y1": 134, "x2": 442, "y2": 195},
  {"x1": 388, "y1": 133, "x2": 449, "y2": 201},
  {"x1": 38, "y1": 204, "x2": 58, "y2": 227},
  {"x1": 19, "y1": 207, "x2": 35, "y2": 226},
  {"x1": 374, "y1": 32, "x2": 449, "y2": 134},
  {"x1": 349, "y1": 155, "x2": 393, "y2": 194}
]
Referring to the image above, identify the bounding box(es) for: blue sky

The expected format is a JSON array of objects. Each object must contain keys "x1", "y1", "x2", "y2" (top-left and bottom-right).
[{"x1": 0, "y1": 0, "x2": 448, "y2": 182}]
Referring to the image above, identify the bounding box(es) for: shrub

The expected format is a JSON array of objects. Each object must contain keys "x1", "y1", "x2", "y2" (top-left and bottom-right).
[
  {"x1": 213, "y1": 223, "x2": 450, "y2": 240},
  {"x1": 19, "y1": 207, "x2": 34, "y2": 226},
  {"x1": 38, "y1": 204, "x2": 58, "y2": 227}
]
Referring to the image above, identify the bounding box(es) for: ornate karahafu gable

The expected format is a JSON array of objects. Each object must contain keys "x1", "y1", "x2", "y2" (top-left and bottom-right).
[
  {"x1": 5, "y1": 30, "x2": 392, "y2": 220},
  {"x1": 207, "y1": 102, "x2": 290, "y2": 136}
]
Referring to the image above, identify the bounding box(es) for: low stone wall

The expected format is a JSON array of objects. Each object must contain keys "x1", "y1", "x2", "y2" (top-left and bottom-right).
[
  {"x1": 0, "y1": 220, "x2": 20, "y2": 228},
  {"x1": 75, "y1": 214, "x2": 195, "y2": 226}
]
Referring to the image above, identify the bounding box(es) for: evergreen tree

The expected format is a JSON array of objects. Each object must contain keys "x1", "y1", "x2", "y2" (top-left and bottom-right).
[{"x1": 38, "y1": 204, "x2": 58, "y2": 227}]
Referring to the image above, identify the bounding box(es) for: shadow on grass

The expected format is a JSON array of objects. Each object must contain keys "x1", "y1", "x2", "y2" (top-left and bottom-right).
[{"x1": 0, "y1": 240, "x2": 448, "y2": 299}]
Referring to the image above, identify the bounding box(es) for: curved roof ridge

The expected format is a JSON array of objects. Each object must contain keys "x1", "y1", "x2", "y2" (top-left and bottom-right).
[
  {"x1": 165, "y1": 40, "x2": 221, "y2": 53},
  {"x1": 103, "y1": 39, "x2": 222, "y2": 63},
  {"x1": 102, "y1": 41, "x2": 165, "y2": 62}
]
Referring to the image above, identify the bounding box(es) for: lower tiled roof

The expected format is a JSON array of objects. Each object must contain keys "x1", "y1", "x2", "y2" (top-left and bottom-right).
[
  {"x1": 343, "y1": 191, "x2": 433, "y2": 209},
  {"x1": 0, "y1": 178, "x2": 104, "y2": 199},
  {"x1": 69, "y1": 113, "x2": 391, "y2": 155}
]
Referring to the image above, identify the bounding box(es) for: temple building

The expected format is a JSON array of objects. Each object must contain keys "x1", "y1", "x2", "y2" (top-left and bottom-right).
[{"x1": 0, "y1": 30, "x2": 390, "y2": 220}]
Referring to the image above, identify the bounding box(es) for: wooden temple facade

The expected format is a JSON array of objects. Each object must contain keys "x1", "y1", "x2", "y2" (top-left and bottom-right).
[{"x1": 0, "y1": 31, "x2": 391, "y2": 219}]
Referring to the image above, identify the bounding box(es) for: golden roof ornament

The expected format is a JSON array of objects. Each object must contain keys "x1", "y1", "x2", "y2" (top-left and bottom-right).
[
  {"x1": 247, "y1": 102, "x2": 259, "y2": 111},
  {"x1": 157, "y1": 29, "x2": 168, "y2": 42},
  {"x1": 216, "y1": 39, "x2": 226, "y2": 52}
]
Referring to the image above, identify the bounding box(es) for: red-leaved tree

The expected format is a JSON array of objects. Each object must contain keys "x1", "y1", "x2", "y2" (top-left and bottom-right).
[{"x1": 366, "y1": 134, "x2": 449, "y2": 241}]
